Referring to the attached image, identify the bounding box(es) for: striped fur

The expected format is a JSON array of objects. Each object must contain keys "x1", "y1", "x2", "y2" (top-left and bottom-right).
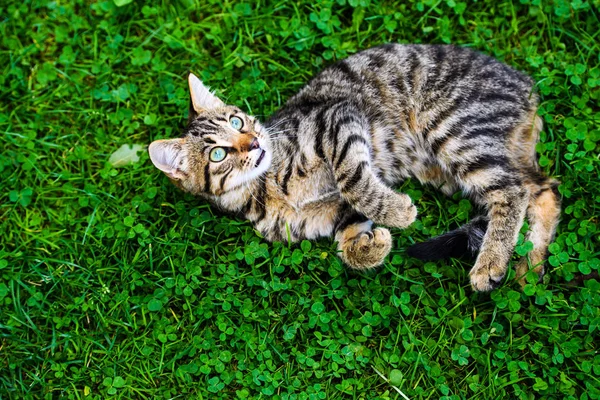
[{"x1": 149, "y1": 44, "x2": 560, "y2": 292}]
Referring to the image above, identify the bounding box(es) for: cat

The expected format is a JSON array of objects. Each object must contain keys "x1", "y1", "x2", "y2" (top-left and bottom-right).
[{"x1": 148, "y1": 44, "x2": 560, "y2": 292}]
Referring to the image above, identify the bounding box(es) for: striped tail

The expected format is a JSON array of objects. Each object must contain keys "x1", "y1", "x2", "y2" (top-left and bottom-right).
[{"x1": 407, "y1": 216, "x2": 489, "y2": 260}]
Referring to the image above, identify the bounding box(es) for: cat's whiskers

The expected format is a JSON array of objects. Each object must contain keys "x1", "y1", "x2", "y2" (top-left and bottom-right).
[
  {"x1": 264, "y1": 129, "x2": 298, "y2": 139},
  {"x1": 270, "y1": 129, "x2": 298, "y2": 135},
  {"x1": 264, "y1": 122, "x2": 295, "y2": 131},
  {"x1": 266, "y1": 135, "x2": 297, "y2": 142},
  {"x1": 264, "y1": 118, "x2": 294, "y2": 131},
  {"x1": 241, "y1": 175, "x2": 267, "y2": 210},
  {"x1": 264, "y1": 122, "x2": 298, "y2": 139}
]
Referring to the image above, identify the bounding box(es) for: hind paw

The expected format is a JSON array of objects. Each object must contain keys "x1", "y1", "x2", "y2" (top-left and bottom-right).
[
  {"x1": 514, "y1": 257, "x2": 545, "y2": 288},
  {"x1": 469, "y1": 258, "x2": 507, "y2": 292}
]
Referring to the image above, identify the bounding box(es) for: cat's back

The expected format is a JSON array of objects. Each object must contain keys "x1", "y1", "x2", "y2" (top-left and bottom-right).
[{"x1": 292, "y1": 43, "x2": 535, "y2": 110}]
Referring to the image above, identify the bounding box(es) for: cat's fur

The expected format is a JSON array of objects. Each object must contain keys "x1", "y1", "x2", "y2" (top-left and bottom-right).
[{"x1": 149, "y1": 44, "x2": 560, "y2": 292}]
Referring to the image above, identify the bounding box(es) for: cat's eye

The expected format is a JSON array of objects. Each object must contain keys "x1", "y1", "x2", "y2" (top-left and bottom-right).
[
  {"x1": 229, "y1": 116, "x2": 243, "y2": 130},
  {"x1": 209, "y1": 147, "x2": 227, "y2": 162}
]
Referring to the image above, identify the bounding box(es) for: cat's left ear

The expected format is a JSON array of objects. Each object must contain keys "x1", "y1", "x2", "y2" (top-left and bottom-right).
[
  {"x1": 148, "y1": 139, "x2": 187, "y2": 180},
  {"x1": 188, "y1": 73, "x2": 225, "y2": 113}
]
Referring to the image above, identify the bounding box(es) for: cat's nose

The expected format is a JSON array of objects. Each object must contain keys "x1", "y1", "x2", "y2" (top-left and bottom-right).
[
  {"x1": 236, "y1": 135, "x2": 261, "y2": 152},
  {"x1": 249, "y1": 137, "x2": 260, "y2": 151}
]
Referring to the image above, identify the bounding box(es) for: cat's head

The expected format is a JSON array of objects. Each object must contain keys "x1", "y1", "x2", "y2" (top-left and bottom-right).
[{"x1": 149, "y1": 73, "x2": 271, "y2": 203}]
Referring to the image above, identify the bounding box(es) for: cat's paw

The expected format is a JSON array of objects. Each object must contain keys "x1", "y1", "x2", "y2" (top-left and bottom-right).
[
  {"x1": 373, "y1": 193, "x2": 417, "y2": 229},
  {"x1": 469, "y1": 257, "x2": 507, "y2": 292},
  {"x1": 340, "y1": 227, "x2": 392, "y2": 269}
]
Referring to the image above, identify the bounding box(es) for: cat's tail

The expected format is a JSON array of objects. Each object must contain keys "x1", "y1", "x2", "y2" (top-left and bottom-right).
[{"x1": 406, "y1": 216, "x2": 489, "y2": 260}]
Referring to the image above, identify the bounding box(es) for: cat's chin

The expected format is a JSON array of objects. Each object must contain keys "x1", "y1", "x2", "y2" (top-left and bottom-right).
[
  {"x1": 229, "y1": 149, "x2": 272, "y2": 189},
  {"x1": 247, "y1": 148, "x2": 272, "y2": 180}
]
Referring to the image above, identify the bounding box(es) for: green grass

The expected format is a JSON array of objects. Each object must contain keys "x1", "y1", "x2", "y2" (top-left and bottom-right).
[{"x1": 1, "y1": 0, "x2": 600, "y2": 399}]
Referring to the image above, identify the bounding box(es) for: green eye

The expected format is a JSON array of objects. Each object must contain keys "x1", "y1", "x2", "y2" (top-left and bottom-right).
[
  {"x1": 209, "y1": 147, "x2": 227, "y2": 162},
  {"x1": 229, "y1": 116, "x2": 243, "y2": 130}
]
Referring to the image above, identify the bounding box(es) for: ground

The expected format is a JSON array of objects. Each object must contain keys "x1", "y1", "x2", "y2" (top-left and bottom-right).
[{"x1": 1, "y1": 0, "x2": 599, "y2": 399}]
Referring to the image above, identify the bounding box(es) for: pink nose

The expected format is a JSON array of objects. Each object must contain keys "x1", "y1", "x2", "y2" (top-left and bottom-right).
[{"x1": 249, "y1": 138, "x2": 260, "y2": 151}]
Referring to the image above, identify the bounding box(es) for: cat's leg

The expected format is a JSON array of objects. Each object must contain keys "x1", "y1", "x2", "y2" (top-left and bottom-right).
[
  {"x1": 325, "y1": 114, "x2": 416, "y2": 228},
  {"x1": 468, "y1": 184, "x2": 529, "y2": 291},
  {"x1": 448, "y1": 157, "x2": 529, "y2": 291},
  {"x1": 514, "y1": 179, "x2": 561, "y2": 286},
  {"x1": 334, "y1": 212, "x2": 392, "y2": 269}
]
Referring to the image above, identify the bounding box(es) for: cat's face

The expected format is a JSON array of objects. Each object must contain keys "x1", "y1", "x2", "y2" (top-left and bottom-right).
[{"x1": 149, "y1": 74, "x2": 271, "y2": 202}]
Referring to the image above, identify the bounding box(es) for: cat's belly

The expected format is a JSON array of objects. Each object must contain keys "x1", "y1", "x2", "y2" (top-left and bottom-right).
[
  {"x1": 293, "y1": 190, "x2": 343, "y2": 239},
  {"x1": 256, "y1": 193, "x2": 342, "y2": 242},
  {"x1": 264, "y1": 162, "x2": 342, "y2": 241},
  {"x1": 290, "y1": 199, "x2": 341, "y2": 240}
]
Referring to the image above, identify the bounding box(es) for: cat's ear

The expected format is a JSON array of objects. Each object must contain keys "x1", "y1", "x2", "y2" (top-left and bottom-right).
[
  {"x1": 148, "y1": 139, "x2": 186, "y2": 180},
  {"x1": 188, "y1": 73, "x2": 225, "y2": 113}
]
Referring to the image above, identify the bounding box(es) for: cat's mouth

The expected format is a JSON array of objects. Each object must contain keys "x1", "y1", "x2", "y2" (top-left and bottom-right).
[{"x1": 255, "y1": 149, "x2": 266, "y2": 167}]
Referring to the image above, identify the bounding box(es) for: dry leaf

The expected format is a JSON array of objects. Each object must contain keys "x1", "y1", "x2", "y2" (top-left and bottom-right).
[{"x1": 109, "y1": 144, "x2": 144, "y2": 167}]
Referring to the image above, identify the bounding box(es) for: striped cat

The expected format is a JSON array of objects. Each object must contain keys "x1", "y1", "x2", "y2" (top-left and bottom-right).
[{"x1": 149, "y1": 44, "x2": 560, "y2": 292}]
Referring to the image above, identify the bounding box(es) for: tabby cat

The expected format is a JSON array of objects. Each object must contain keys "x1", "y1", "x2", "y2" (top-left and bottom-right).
[{"x1": 149, "y1": 44, "x2": 560, "y2": 292}]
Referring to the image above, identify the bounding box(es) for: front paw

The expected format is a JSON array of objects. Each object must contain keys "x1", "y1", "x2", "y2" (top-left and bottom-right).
[
  {"x1": 340, "y1": 227, "x2": 392, "y2": 270},
  {"x1": 469, "y1": 258, "x2": 507, "y2": 292},
  {"x1": 373, "y1": 193, "x2": 417, "y2": 229}
]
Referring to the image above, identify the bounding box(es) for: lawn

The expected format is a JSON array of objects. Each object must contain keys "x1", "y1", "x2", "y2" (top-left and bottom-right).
[{"x1": 1, "y1": 0, "x2": 599, "y2": 398}]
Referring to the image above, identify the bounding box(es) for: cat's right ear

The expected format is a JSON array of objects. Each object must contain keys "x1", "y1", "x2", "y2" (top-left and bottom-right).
[
  {"x1": 188, "y1": 73, "x2": 225, "y2": 114},
  {"x1": 148, "y1": 139, "x2": 186, "y2": 180}
]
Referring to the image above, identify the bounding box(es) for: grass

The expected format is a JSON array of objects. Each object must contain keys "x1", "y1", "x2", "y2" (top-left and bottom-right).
[{"x1": 1, "y1": 0, "x2": 599, "y2": 398}]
